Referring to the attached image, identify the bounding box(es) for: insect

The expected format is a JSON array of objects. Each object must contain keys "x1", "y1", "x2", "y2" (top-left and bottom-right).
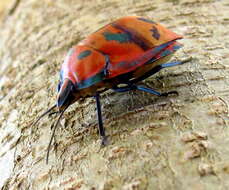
[{"x1": 34, "y1": 16, "x2": 191, "y2": 163}]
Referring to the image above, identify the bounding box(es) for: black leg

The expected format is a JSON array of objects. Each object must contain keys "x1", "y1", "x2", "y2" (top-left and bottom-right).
[
  {"x1": 136, "y1": 86, "x2": 178, "y2": 96},
  {"x1": 113, "y1": 84, "x2": 178, "y2": 96},
  {"x1": 160, "y1": 58, "x2": 191, "y2": 68},
  {"x1": 112, "y1": 85, "x2": 137, "y2": 93},
  {"x1": 130, "y1": 58, "x2": 192, "y2": 84},
  {"x1": 95, "y1": 92, "x2": 108, "y2": 146}
]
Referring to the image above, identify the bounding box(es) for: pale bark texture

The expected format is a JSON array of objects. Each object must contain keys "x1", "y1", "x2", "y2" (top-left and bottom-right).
[{"x1": 0, "y1": 0, "x2": 228, "y2": 189}]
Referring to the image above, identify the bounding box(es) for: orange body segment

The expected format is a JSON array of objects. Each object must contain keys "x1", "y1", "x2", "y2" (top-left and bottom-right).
[
  {"x1": 61, "y1": 45, "x2": 106, "y2": 84},
  {"x1": 59, "y1": 16, "x2": 183, "y2": 91}
]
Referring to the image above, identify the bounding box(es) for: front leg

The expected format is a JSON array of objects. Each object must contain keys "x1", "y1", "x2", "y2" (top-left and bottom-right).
[{"x1": 95, "y1": 92, "x2": 108, "y2": 146}]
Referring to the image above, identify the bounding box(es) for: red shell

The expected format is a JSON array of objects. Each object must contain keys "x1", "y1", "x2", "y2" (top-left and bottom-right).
[{"x1": 59, "y1": 16, "x2": 182, "y2": 93}]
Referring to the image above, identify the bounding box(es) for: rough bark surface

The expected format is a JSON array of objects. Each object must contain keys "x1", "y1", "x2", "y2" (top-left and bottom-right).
[{"x1": 0, "y1": 0, "x2": 228, "y2": 189}]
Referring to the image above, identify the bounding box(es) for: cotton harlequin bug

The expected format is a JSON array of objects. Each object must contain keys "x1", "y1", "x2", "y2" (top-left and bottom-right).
[{"x1": 34, "y1": 16, "x2": 191, "y2": 163}]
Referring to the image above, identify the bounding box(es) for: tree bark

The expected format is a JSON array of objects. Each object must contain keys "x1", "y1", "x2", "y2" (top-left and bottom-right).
[{"x1": 0, "y1": 0, "x2": 228, "y2": 189}]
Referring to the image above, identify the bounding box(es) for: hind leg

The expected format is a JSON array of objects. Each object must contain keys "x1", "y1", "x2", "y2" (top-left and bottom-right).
[
  {"x1": 114, "y1": 58, "x2": 192, "y2": 95},
  {"x1": 130, "y1": 58, "x2": 192, "y2": 84},
  {"x1": 113, "y1": 84, "x2": 178, "y2": 96}
]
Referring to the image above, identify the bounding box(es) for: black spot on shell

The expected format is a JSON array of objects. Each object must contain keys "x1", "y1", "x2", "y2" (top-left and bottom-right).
[
  {"x1": 78, "y1": 50, "x2": 92, "y2": 60},
  {"x1": 112, "y1": 24, "x2": 151, "y2": 50},
  {"x1": 150, "y1": 26, "x2": 160, "y2": 40},
  {"x1": 138, "y1": 17, "x2": 157, "y2": 24}
]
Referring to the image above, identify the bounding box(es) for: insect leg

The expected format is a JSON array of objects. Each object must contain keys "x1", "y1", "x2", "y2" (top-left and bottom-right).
[
  {"x1": 112, "y1": 85, "x2": 137, "y2": 92},
  {"x1": 160, "y1": 58, "x2": 192, "y2": 68},
  {"x1": 95, "y1": 93, "x2": 108, "y2": 146},
  {"x1": 113, "y1": 84, "x2": 177, "y2": 96},
  {"x1": 135, "y1": 85, "x2": 178, "y2": 96},
  {"x1": 130, "y1": 58, "x2": 192, "y2": 84}
]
